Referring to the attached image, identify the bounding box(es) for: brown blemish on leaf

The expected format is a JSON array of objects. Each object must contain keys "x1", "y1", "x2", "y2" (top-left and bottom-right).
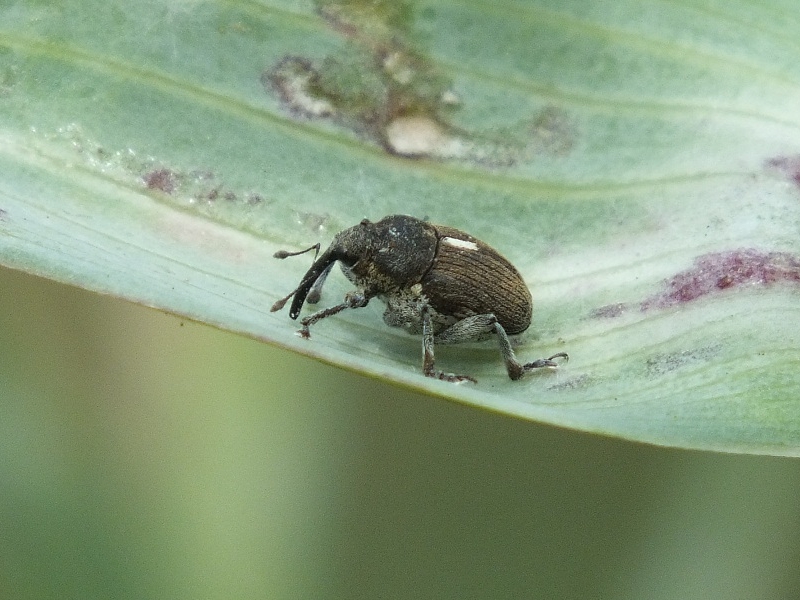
[
  {"x1": 264, "y1": 40, "x2": 454, "y2": 158},
  {"x1": 144, "y1": 168, "x2": 178, "y2": 194},
  {"x1": 547, "y1": 373, "x2": 591, "y2": 391},
  {"x1": 200, "y1": 188, "x2": 239, "y2": 203},
  {"x1": 263, "y1": 57, "x2": 336, "y2": 118},
  {"x1": 140, "y1": 163, "x2": 257, "y2": 209},
  {"x1": 264, "y1": 0, "x2": 571, "y2": 165},
  {"x1": 316, "y1": 1, "x2": 414, "y2": 51},
  {"x1": 645, "y1": 345, "x2": 721, "y2": 377},
  {"x1": 589, "y1": 302, "x2": 629, "y2": 319},
  {"x1": 529, "y1": 107, "x2": 575, "y2": 156},
  {"x1": 765, "y1": 155, "x2": 800, "y2": 188},
  {"x1": 641, "y1": 249, "x2": 800, "y2": 311},
  {"x1": 44, "y1": 125, "x2": 274, "y2": 233}
]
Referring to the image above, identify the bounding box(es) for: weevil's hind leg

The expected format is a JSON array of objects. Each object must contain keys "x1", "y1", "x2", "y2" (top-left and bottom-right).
[
  {"x1": 492, "y1": 320, "x2": 568, "y2": 380},
  {"x1": 421, "y1": 307, "x2": 477, "y2": 384},
  {"x1": 435, "y1": 313, "x2": 568, "y2": 381},
  {"x1": 297, "y1": 290, "x2": 370, "y2": 338}
]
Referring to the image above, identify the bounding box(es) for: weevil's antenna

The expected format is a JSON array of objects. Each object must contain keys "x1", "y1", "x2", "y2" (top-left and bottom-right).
[
  {"x1": 271, "y1": 247, "x2": 344, "y2": 319},
  {"x1": 270, "y1": 244, "x2": 322, "y2": 313},
  {"x1": 273, "y1": 243, "x2": 320, "y2": 260},
  {"x1": 270, "y1": 291, "x2": 296, "y2": 313}
]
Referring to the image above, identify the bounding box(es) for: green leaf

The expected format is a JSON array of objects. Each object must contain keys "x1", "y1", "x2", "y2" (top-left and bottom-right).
[{"x1": 2, "y1": 0, "x2": 800, "y2": 455}]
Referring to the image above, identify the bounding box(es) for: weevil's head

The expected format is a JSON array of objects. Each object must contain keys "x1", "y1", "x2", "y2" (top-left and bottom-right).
[
  {"x1": 271, "y1": 216, "x2": 438, "y2": 318},
  {"x1": 270, "y1": 219, "x2": 373, "y2": 319}
]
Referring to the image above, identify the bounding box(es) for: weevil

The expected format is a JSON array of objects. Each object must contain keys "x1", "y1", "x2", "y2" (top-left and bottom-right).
[{"x1": 271, "y1": 215, "x2": 567, "y2": 383}]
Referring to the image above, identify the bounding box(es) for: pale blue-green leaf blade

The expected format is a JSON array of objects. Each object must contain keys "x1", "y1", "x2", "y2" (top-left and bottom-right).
[{"x1": 1, "y1": 0, "x2": 800, "y2": 455}]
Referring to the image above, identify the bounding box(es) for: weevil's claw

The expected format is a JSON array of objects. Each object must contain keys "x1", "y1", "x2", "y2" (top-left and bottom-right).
[
  {"x1": 522, "y1": 352, "x2": 569, "y2": 370},
  {"x1": 297, "y1": 326, "x2": 311, "y2": 339}
]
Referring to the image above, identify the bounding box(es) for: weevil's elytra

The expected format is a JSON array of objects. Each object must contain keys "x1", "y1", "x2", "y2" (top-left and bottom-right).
[{"x1": 271, "y1": 215, "x2": 567, "y2": 382}]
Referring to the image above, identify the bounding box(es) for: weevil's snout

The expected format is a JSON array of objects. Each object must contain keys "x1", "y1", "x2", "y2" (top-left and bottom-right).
[{"x1": 272, "y1": 222, "x2": 371, "y2": 319}]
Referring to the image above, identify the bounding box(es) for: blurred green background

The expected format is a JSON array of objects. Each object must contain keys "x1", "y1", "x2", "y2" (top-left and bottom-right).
[{"x1": 2, "y1": 264, "x2": 800, "y2": 600}]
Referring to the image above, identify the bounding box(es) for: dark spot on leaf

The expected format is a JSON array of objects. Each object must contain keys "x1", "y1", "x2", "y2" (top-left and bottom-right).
[
  {"x1": 144, "y1": 168, "x2": 177, "y2": 194},
  {"x1": 141, "y1": 163, "x2": 267, "y2": 215},
  {"x1": 765, "y1": 155, "x2": 800, "y2": 188},
  {"x1": 642, "y1": 248, "x2": 800, "y2": 310},
  {"x1": 0, "y1": 62, "x2": 19, "y2": 96},
  {"x1": 645, "y1": 345, "x2": 720, "y2": 377},
  {"x1": 547, "y1": 374, "x2": 591, "y2": 391},
  {"x1": 294, "y1": 211, "x2": 332, "y2": 235},
  {"x1": 589, "y1": 302, "x2": 629, "y2": 319},
  {"x1": 528, "y1": 107, "x2": 575, "y2": 156}
]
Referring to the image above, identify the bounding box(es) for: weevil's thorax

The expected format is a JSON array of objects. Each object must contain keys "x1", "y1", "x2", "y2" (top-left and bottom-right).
[{"x1": 338, "y1": 215, "x2": 438, "y2": 294}]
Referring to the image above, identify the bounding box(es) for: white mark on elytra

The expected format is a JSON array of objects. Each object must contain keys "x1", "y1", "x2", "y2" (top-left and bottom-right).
[{"x1": 442, "y1": 237, "x2": 478, "y2": 251}]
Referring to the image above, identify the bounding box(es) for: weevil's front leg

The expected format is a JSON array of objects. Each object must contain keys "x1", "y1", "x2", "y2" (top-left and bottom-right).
[
  {"x1": 298, "y1": 290, "x2": 370, "y2": 338},
  {"x1": 421, "y1": 306, "x2": 477, "y2": 383}
]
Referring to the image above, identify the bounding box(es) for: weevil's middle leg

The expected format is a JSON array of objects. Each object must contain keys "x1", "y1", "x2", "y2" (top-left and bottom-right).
[{"x1": 421, "y1": 306, "x2": 477, "y2": 383}]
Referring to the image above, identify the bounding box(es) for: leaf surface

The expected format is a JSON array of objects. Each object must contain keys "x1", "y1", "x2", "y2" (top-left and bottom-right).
[{"x1": 2, "y1": 0, "x2": 800, "y2": 454}]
